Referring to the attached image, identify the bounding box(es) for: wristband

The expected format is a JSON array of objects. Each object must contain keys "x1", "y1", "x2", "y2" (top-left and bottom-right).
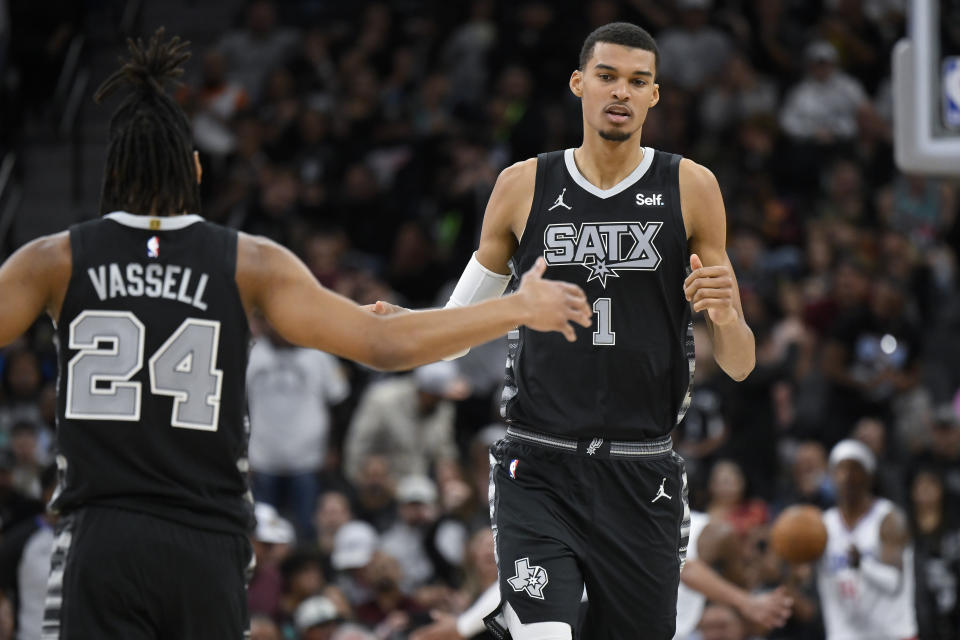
[
  {"x1": 859, "y1": 556, "x2": 901, "y2": 594},
  {"x1": 442, "y1": 253, "x2": 512, "y2": 361}
]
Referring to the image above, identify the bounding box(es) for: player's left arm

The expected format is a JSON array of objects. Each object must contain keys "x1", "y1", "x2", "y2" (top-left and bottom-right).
[
  {"x1": 685, "y1": 520, "x2": 792, "y2": 630},
  {"x1": 856, "y1": 508, "x2": 910, "y2": 594},
  {"x1": 681, "y1": 559, "x2": 792, "y2": 631},
  {"x1": 680, "y1": 159, "x2": 755, "y2": 381},
  {"x1": 0, "y1": 232, "x2": 72, "y2": 347}
]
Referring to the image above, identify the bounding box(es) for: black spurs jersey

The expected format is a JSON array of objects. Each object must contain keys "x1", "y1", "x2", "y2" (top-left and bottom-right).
[
  {"x1": 502, "y1": 148, "x2": 694, "y2": 440},
  {"x1": 52, "y1": 212, "x2": 252, "y2": 535}
]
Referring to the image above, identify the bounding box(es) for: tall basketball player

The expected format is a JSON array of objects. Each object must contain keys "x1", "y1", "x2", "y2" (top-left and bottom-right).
[
  {"x1": 439, "y1": 22, "x2": 755, "y2": 640},
  {"x1": 0, "y1": 31, "x2": 591, "y2": 639},
  {"x1": 817, "y1": 440, "x2": 917, "y2": 640}
]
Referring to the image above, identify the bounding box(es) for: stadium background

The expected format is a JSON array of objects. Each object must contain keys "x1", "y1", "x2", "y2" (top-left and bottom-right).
[{"x1": 0, "y1": 0, "x2": 959, "y2": 638}]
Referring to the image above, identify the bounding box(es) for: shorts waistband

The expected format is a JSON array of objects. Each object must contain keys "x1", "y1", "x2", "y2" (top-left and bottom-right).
[{"x1": 505, "y1": 426, "x2": 672, "y2": 459}]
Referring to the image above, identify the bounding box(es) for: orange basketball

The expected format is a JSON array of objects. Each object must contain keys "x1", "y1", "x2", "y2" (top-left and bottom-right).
[{"x1": 770, "y1": 505, "x2": 828, "y2": 564}]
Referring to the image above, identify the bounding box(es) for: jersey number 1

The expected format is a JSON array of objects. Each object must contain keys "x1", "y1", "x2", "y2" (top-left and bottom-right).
[
  {"x1": 65, "y1": 311, "x2": 223, "y2": 431},
  {"x1": 593, "y1": 298, "x2": 615, "y2": 346}
]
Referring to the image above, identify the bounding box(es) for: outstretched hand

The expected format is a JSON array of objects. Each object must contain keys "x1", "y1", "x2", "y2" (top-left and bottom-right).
[
  {"x1": 516, "y1": 258, "x2": 592, "y2": 341},
  {"x1": 361, "y1": 300, "x2": 410, "y2": 315},
  {"x1": 409, "y1": 611, "x2": 463, "y2": 640},
  {"x1": 741, "y1": 586, "x2": 794, "y2": 631},
  {"x1": 684, "y1": 254, "x2": 738, "y2": 326}
]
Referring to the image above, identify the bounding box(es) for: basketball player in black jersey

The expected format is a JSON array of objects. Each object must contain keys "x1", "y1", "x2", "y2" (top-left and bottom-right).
[
  {"x1": 0, "y1": 31, "x2": 591, "y2": 640},
  {"x1": 373, "y1": 22, "x2": 756, "y2": 640}
]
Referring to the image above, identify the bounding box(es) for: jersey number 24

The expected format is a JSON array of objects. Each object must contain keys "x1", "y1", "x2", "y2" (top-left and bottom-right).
[{"x1": 65, "y1": 310, "x2": 223, "y2": 431}]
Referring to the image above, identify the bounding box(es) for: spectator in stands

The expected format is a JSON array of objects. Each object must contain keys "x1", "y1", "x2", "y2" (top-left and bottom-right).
[
  {"x1": 177, "y1": 48, "x2": 250, "y2": 166},
  {"x1": 822, "y1": 275, "x2": 922, "y2": 439},
  {"x1": 248, "y1": 502, "x2": 296, "y2": 620},
  {"x1": 852, "y1": 416, "x2": 907, "y2": 506},
  {"x1": 8, "y1": 421, "x2": 41, "y2": 500},
  {"x1": 0, "y1": 448, "x2": 40, "y2": 532},
  {"x1": 351, "y1": 455, "x2": 398, "y2": 532},
  {"x1": 248, "y1": 326, "x2": 350, "y2": 538},
  {"x1": 218, "y1": 0, "x2": 298, "y2": 101},
  {"x1": 912, "y1": 405, "x2": 960, "y2": 516},
  {"x1": 314, "y1": 490, "x2": 353, "y2": 571},
  {"x1": 699, "y1": 602, "x2": 750, "y2": 640},
  {"x1": 778, "y1": 441, "x2": 834, "y2": 511},
  {"x1": 0, "y1": 463, "x2": 54, "y2": 639},
  {"x1": 441, "y1": 0, "x2": 496, "y2": 111},
  {"x1": 707, "y1": 459, "x2": 769, "y2": 537},
  {"x1": 278, "y1": 549, "x2": 329, "y2": 635},
  {"x1": 354, "y1": 551, "x2": 424, "y2": 631},
  {"x1": 331, "y1": 624, "x2": 378, "y2": 640},
  {"x1": 344, "y1": 362, "x2": 465, "y2": 484},
  {"x1": 699, "y1": 52, "x2": 778, "y2": 137},
  {"x1": 250, "y1": 613, "x2": 282, "y2": 640},
  {"x1": 910, "y1": 467, "x2": 960, "y2": 640},
  {"x1": 294, "y1": 595, "x2": 344, "y2": 640},
  {"x1": 0, "y1": 348, "x2": 43, "y2": 440},
  {"x1": 331, "y1": 520, "x2": 379, "y2": 607},
  {"x1": 780, "y1": 40, "x2": 872, "y2": 144},
  {"x1": 657, "y1": 0, "x2": 733, "y2": 93},
  {"x1": 381, "y1": 475, "x2": 440, "y2": 593}
]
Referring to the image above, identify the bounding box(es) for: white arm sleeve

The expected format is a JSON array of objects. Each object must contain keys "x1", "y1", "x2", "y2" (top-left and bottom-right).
[
  {"x1": 442, "y1": 252, "x2": 512, "y2": 361},
  {"x1": 456, "y1": 582, "x2": 502, "y2": 638},
  {"x1": 859, "y1": 556, "x2": 902, "y2": 594}
]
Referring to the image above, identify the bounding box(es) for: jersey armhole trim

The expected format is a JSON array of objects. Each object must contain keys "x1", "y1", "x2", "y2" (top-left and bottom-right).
[
  {"x1": 60, "y1": 225, "x2": 88, "y2": 325},
  {"x1": 514, "y1": 155, "x2": 548, "y2": 256},
  {"x1": 670, "y1": 154, "x2": 691, "y2": 251},
  {"x1": 222, "y1": 227, "x2": 251, "y2": 339}
]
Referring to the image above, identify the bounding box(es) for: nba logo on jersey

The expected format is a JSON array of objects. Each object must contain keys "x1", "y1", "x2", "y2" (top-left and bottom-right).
[
  {"x1": 509, "y1": 458, "x2": 519, "y2": 479},
  {"x1": 147, "y1": 236, "x2": 160, "y2": 259}
]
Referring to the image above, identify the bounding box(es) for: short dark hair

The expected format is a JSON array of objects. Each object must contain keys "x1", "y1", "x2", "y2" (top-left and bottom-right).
[
  {"x1": 94, "y1": 28, "x2": 200, "y2": 216},
  {"x1": 579, "y1": 22, "x2": 659, "y2": 75}
]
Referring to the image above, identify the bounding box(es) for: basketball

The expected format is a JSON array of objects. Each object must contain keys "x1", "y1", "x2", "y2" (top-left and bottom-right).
[{"x1": 770, "y1": 505, "x2": 828, "y2": 564}]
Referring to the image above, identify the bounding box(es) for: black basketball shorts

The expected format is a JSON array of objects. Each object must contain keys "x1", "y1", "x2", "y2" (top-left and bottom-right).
[
  {"x1": 43, "y1": 506, "x2": 252, "y2": 640},
  {"x1": 485, "y1": 428, "x2": 689, "y2": 640}
]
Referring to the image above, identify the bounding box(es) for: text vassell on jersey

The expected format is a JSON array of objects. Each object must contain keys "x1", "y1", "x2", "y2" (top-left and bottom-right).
[{"x1": 87, "y1": 262, "x2": 210, "y2": 311}]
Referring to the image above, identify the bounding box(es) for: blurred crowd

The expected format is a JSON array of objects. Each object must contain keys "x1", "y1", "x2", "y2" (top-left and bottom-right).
[{"x1": 2, "y1": 0, "x2": 960, "y2": 639}]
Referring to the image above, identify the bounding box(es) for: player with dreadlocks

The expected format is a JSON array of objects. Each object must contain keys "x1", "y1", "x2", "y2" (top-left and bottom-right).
[
  {"x1": 0, "y1": 29, "x2": 591, "y2": 639},
  {"x1": 94, "y1": 31, "x2": 201, "y2": 216}
]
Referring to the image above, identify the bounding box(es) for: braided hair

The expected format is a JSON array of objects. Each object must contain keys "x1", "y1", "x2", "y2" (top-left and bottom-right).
[{"x1": 94, "y1": 28, "x2": 200, "y2": 216}]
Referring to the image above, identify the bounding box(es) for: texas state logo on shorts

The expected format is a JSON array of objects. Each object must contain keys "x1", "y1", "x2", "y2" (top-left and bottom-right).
[{"x1": 508, "y1": 557, "x2": 549, "y2": 599}]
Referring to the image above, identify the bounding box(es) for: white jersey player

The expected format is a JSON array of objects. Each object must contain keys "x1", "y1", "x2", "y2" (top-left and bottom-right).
[{"x1": 817, "y1": 439, "x2": 917, "y2": 640}]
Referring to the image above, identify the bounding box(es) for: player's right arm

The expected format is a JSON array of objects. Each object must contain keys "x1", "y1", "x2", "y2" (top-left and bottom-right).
[
  {"x1": 366, "y1": 159, "x2": 537, "y2": 320},
  {"x1": 421, "y1": 158, "x2": 539, "y2": 360},
  {"x1": 687, "y1": 520, "x2": 793, "y2": 631},
  {"x1": 848, "y1": 507, "x2": 910, "y2": 595},
  {"x1": 0, "y1": 232, "x2": 72, "y2": 347},
  {"x1": 473, "y1": 158, "x2": 537, "y2": 275},
  {"x1": 235, "y1": 233, "x2": 591, "y2": 371},
  {"x1": 680, "y1": 559, "x2": 792, "y2": 631}
]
